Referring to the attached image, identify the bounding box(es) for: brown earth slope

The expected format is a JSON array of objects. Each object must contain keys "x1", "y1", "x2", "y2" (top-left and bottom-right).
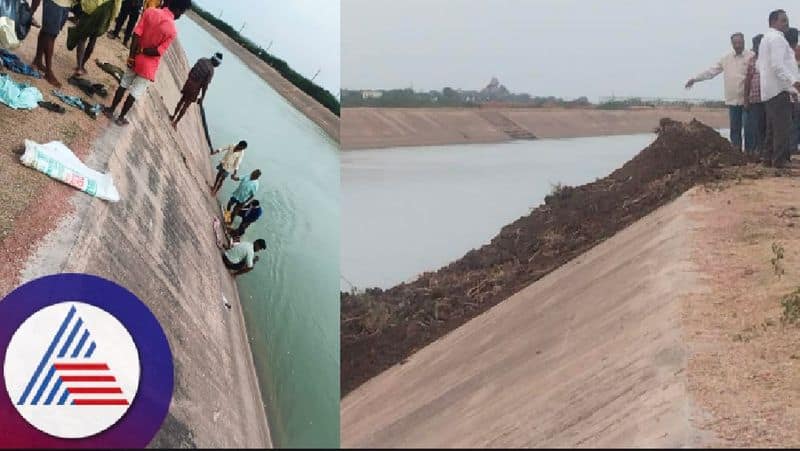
[
  {"x1": 341, "y1": 119, "x2": 768, "y2": 396},
  {"x1": 342, "y1": 174, "x2": 800, "y2": 447},
  {"x1": 341, "y1": 107, "x2": 729, "y2": 149}
]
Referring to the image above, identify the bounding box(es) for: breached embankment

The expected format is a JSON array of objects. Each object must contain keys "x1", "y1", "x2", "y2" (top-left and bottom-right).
[
  {"x1": 341, "y1": 107, "x2": 730, "y2": 150},
  {"x1": 342, "y1": 121, "x2": 800, "y2": 447},
  {"x1": 13, "y1": 40, "x2": 271, "y2": 447}
]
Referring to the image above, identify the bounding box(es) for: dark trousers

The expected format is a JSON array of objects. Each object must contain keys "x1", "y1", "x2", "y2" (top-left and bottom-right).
[
  {"x1": 728, "y1": 105, "x2": 745, "y2": 150},
  {"x1": 744, "y1": 102, "x2": 766, "y2": 155},
  {"x1": 112, "y1": 0, "x2": 141, "y2": 44},
  {"x1": 792, "y1": 102, "x2": 800, "y2": 155},
  {"x1": 222, "y1": 254, "x2": 245, "y2": 271},
  {"x1": 764, "y1": 91, "x2": 792, "y2": 166},
  {"x1": 232, "y1": 219, "x2": 254, "y2": 238}
]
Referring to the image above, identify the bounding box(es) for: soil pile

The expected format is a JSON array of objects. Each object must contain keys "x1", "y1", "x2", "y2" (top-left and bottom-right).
[{"x1": 341, "y1": 118, "x2": 759, "y2": 395}]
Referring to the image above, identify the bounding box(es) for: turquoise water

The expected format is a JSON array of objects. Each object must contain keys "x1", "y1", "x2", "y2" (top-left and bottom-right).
[{"x1": 177, "y1": 18, "x2": 339, "y2": 448}]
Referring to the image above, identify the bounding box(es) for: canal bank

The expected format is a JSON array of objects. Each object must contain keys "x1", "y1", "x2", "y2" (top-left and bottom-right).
[
  {"x1": 5, "y1": 31, "x2": 270, "y2": 448},
  {"x1": 178, "y1": 16, "x2": 341, "y2": 448}
]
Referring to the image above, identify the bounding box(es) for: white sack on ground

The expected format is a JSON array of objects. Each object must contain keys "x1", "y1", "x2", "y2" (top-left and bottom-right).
[{"x1": 20, "y1": 139, "x2": 120, "y2": 202}]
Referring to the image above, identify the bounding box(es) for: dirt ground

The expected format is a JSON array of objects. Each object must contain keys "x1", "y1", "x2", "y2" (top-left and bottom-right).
[
  {"x1": 685, "y1": 176, "x2": 800, "y2": 447},
  {"x1": 341, "y1": 106, "x2": 729, "y2": 150},
  {"x1": 0, "y1": 9, "x2": 128, "y2": 296},
  {"x1": 341, "y1": 119, "x2": 773, "y2": 396}
]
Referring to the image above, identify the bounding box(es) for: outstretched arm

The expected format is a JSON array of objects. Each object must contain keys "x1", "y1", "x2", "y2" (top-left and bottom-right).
[{"x1": 687, "y1": 60, "x2": 724, "y2": 88}]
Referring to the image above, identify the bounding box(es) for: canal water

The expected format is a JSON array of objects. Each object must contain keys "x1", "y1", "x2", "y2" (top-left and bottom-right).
[
  {"x1": 342, "y1": 133, "x2": 676, "y2": 290},
  {"x1": 178, "y1": 18, "x2": 339, "y2": 448}
]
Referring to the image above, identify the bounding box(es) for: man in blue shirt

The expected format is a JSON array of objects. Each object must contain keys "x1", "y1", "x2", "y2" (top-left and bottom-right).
[
  {"x1": 226, "y1": 169, "x2": 261, "y2": 220},
  {"x1": 230, "y1": 199, "x2": 263, "y2": 238}
]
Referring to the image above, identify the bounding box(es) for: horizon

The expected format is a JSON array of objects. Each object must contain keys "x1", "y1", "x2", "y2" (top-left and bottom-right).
[{"x1": 343, "y1": 0, "x2": 799, "y2": 103}]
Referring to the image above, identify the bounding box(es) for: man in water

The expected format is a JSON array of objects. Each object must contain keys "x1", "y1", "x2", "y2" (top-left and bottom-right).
[
  {"x1": 210, "y1": 140, "x2": 247, "y2": 195},
  {"x1": 107, "y1": 0, "x2": 144, "y2": 47},
  {"x1": 170, "y1": 52, "x2": 222, "y2": 128},
  {"x1": 686, "y1": 32, "x2": 754, "y2": 150},
  {"x1": 229, "y1": 199, "x2": 263, "y2": 238},
  {"x1": 30, "y1": 0, "x2": 75, "y2": 87},
  {"x1": 758, "y1": 10, "x2": 800, "y2": 168},
  {"x1": 744, "y1": 34, "x2": 765, "y2": 155},
  {"x1": 222, "y1": 238, "x2": 267, "y2": 277},
  {"x1": 227, "y1": 169, "x2": 261, "y2": 221},
  {"x1": 103, "y1": 0, "x2": 191, "y2": 126}
]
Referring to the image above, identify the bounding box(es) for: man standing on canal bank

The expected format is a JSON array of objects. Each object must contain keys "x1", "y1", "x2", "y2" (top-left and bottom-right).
[
  {"x1": 210, "y1": 140, "x2": 248, "y2": 195},
  {"x1": 758, "y1": 9, "x2": 800, "y2": 168},
  {"x1": 171, "y1": 52, "x2": 222, "y2": 128},
  {"x1": 686, "y1": 32, "x2": 753, "y2": 150},
  {"x1": 103, "y1": 0, "x2": 191, "y2": 125}
]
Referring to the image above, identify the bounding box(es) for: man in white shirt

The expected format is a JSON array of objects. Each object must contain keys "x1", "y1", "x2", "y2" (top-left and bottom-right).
[
  {"x1": 686, "y1": 33, "x2": 753, "y2": 150},
  {"x1": 222, "y1": 238, "x2": 266, "y2": 277},
  {"x1": 758, "y1": 9, "x2": 800, "y2": 168},
  {"x1": 209, "y1": 140, "x2": 248, "y2": 195}
]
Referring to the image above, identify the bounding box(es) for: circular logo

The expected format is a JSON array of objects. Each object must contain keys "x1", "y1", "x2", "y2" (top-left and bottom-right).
[
  {"x1": 0, "y1": 274, "x2": 173, "y2": 448},
  {"x1": 4, "y1": 302, "x2": 141, "y2": 439}
]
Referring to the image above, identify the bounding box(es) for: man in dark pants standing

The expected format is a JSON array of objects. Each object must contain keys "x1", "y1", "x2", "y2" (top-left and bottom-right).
[
  {"x1": 686, "y1": 33, "x2": 753, "y2": 150},
  {"x1": 758, "y1": 10, "x2": 800, "y2": 168},
  {"x1": 107, "y1": 0, "x2": 143, "y2": 46},
  {"x1": 744, "y1": 34, "x2": 765, "y2": 155}
]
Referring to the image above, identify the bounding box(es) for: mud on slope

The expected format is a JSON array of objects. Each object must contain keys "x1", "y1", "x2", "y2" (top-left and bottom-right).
[{"x1": 341, "y1": 118, "x2": 774, "y2": 395}]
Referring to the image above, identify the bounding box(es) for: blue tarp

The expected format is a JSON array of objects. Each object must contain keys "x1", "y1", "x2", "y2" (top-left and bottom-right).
[{"x1": 0, "y1": 73, "x2": 41, "y2": 109}]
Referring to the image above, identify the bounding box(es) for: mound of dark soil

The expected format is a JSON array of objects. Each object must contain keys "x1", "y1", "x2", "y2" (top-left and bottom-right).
[{"x1": 341, "y1": 119, "x2": 760, "y2": 396}]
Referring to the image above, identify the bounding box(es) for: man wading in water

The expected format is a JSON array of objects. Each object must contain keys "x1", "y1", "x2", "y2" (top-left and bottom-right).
[{"x1": 170, "y1": 52, "x2": 221, "y2": 128}]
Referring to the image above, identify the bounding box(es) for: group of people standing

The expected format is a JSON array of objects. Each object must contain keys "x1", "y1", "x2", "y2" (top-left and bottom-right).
[
  {"x1": 687, "y1": 9, "x2": 800, "y2": 168},
  {"x1": 26, "y1": 0, "x2": 269, "y2": 277}
]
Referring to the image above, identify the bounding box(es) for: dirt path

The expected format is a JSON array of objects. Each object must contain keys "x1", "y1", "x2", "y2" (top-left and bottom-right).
[
  {"x1": 186, "y1": 11, "x2": 340, "y2": 143},
  {"x1": 341, "y1": 107, "x2": 729, "y2": 150},
  {"x1": 342, "y1": 190, "x2": 709, "y2": 447},
  {"x1": 684, "y1": 176, "x2": 800, "y2": 447}
]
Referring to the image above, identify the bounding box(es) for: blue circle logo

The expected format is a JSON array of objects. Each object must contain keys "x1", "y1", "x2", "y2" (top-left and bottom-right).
[{"x1": 0, "y1": 274, "x2": 173, "y2": 448}]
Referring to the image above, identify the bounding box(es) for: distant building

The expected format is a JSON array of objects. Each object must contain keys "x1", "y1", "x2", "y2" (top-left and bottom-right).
[{"x1": 361, "y1": 90, "x2": 383, "y2": 99}]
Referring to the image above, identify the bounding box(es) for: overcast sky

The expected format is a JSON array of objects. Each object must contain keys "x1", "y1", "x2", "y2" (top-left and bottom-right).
[
  {"x1": 194, "y1": 0, "x2": 340, "y2": 95},
  {"x1": 342, "y1": 0, "x2": 799, "y2": 102}
]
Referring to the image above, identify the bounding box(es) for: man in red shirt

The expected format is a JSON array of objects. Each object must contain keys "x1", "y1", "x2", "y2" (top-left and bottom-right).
[{"x1": 103, "y1": 0, "x2": 191, "y2": 126}]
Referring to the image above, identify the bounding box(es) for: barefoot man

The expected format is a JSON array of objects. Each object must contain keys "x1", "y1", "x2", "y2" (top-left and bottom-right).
[
  {"x1": 209, "y1": 140, "x2": 247, "y2": 195},
  {"x1": 170, "y1": 52, "x2": 221, "y2": 128},
  {"x1": 103, "y1": 0, "x2": 190, "y2": 125},
  {"x1": 30, "y1": 0, "x2": 75, "y2": 87}
]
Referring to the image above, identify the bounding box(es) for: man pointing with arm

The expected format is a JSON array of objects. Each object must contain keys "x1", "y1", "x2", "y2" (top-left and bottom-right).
[{"x1": 686, "y1": 32, "x2": 753, "y2": 151}]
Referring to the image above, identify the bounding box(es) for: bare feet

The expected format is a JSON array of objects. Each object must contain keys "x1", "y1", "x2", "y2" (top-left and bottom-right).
[
  {"x1": 171, "y1": 121, "x2": 177, "y2": 130},
  {"x1": 114, "y1": 116, "x2": 130, "y2": 126},
  {"x1": 102, "y1": 106, "x2": 115, "y2": 120},
  {"x1": 44, "y1": 71, "x2": 61, "y2": 88}
]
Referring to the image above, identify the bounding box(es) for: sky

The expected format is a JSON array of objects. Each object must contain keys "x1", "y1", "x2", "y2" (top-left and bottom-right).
[
  {"x1": 194, "y1": 0, "x2": 340, "y2": 96},
  {"x1": 342, "y1": 0, "x2": 800, "y2": 102}
]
